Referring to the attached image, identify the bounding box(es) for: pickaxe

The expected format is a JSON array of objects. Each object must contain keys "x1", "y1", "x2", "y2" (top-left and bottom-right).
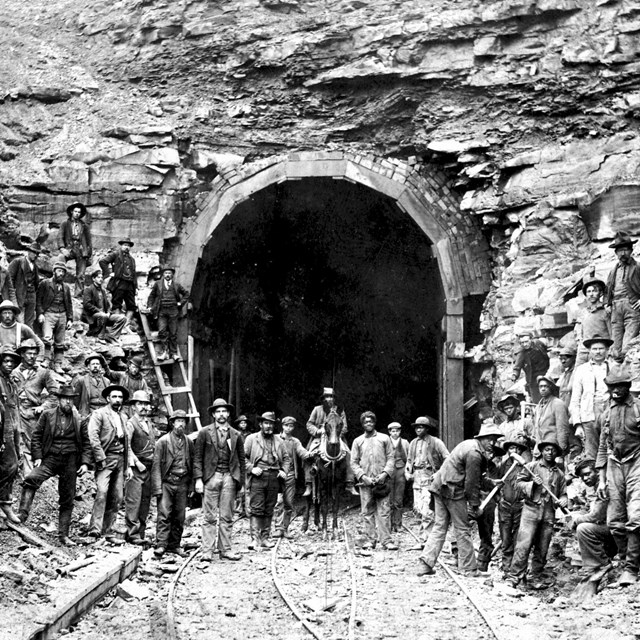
[
  {"x1": 510, "y1": 451, "x2": 569, "y2": 514},
  {"x1": 479, "y1": 454, "x2": 521, "y2": 512}
]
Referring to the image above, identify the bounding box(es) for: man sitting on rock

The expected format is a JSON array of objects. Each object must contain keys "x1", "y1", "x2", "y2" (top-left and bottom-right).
[{"x1": 82, "y1": 267, "x2": 126, "y2": 344}]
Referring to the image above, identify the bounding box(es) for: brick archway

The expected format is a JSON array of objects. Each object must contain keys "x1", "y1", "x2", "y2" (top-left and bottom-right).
[{"x1": 176, "y1": 152, "x2": 491, "y2": 446}]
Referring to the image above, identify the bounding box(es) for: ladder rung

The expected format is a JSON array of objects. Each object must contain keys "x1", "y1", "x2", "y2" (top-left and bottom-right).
[{"x1": 162, "y1": 386, "x2": 191, "y2": 395}]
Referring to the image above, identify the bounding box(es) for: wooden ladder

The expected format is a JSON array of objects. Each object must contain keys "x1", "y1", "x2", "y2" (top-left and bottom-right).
[{"x1": 139, "y1": 312, "x2": 202, "y2": 433}]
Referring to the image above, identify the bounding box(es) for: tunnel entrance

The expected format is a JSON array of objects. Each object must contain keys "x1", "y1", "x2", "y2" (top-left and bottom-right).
[{"x1": 190, "y1": 178, "x2": 444, "y2": 439}]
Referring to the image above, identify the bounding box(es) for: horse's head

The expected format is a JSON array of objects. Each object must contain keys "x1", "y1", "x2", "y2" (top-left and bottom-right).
[{"x1": 324, "y1": 408, "x2": 343, "y2": 459}]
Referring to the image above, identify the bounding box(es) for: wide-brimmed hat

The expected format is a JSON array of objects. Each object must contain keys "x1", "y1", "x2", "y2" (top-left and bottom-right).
[
  {"x1": 208, "y1": 398, "x2": 234, "y2": 413},
  {"x1": 502, "y1": 434, "x2": 531, "y2": 451},
  {"x1": 129, "y1": 390, "x2": 151, "y2": 404},
  {"x1": 101, "y1": 384, "x2": 130, "y2": 402},
  {"x1": 85, "y1": 352, "x2": 108, "y2": 369},
  {"x1": 496, "y1": 394, "x2": 520, "y2": 410},
  {"x1": 66, "y1": 202, "x2": 87, "y2": 218},
  {"x1": 0, "y1": 346, "x2": 21, "y2": 365},
  {"x1": 258, "y1": 411, "x2": 278, "y2": 423},
  {"x1": 411, "y1": 416, "x2": 438, "y2": 432},
  {"x1": 537, "y1": 374, "x2": 558, "y2": 389},
  {"x1": 609, "y1": 231, "x2": 637, "y2": 249},
  {"x1": 52, "y1": 261, "x2": 68, "y2": 273},
  {"x1": 583, "y1": 334, "x2": 613, "y2": 349},
  {"x1": 321, "y1": 387, "x2": 336, "y2": 399},
  {"x1": 127, "y1": 355, "x2": 144, "y2": 368},
  {"x1": 474, "y1": 421, "x2": 504, "y2": 439},
  {"x1": 0, "y1": 300, "x2": 20, "y2": 315},
  {"x1": 17, "y1": 338, "x2": 40, "y2": 353},
  {"x1": 54, "y1": 385, "x2": 79, "y2": 398},
  {"x1": 118, "y1": 237, "x2": 135, "y2": 247},
  {"x1": 604, "y1": 370, "x2": 633, "y2": 387},
  {"x1": 581, "y1": 277, "x2": 606, "y2": 296},
  {"x1": 234, "y1": 414, "x2": 248, "y2": 425},
  {"x1": 24, "y1": 242, "x2": 42, "y2": 255},
  {"x1": 168, "y1": 409, "x2": 188, "y2": 423},
  {"x1": 538, "y1": 440, "x2": 563, "y2": 456}
]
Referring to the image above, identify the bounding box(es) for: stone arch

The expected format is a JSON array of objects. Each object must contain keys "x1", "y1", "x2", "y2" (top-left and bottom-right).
[{"x1": 176, "y1": 152, "x2": 491, "y2": 446}]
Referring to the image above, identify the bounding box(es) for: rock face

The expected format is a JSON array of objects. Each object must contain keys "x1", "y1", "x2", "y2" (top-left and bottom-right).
[{"x1": 1, "y1": 0, "x2": 639, "y2": 397}]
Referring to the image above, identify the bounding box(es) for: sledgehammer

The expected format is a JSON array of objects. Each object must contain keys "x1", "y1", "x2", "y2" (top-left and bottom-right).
[
  {"x1": 479, "y1": 454, "x2": 521, "y2": 512},
  {"x1": 510, "y1": 451, "x2": 569, "y2": 514}
]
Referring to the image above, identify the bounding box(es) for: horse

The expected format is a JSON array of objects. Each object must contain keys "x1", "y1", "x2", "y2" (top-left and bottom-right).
[{"x1": 302, "y1": 407, "x2": 350, "y2": 538}]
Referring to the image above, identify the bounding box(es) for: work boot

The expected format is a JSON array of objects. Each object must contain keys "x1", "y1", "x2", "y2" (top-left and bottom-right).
[
  {"x1": 249, "y1": 516, "x2": 261, "y2": 550},
  {"x1": 0, "y1": 503, "x2": 22, "y2": 524},
  {"x1": 345, "y1": 483, "x2": 359, "y2": 496},
  {"x1": 260, "y1": 517, "x2": 275, "y2": 548},
  {"x1": 416, "y1": 557, "x2": 435, "y2": 576},
  {"x1": 477, "y1": 559, "x2": 489, "y2": 572},
  {"x1": 18, "y1": 487, "x2": 36, "y2": 523},
  {"x1": 620, "y1": 530, "x2": 640, "y2": 586},
  {"x1": 58, "y1": 510, "x2": 77, "y2": 546}
]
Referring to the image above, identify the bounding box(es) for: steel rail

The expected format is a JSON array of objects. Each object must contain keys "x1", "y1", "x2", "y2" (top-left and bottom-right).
[
  {"x1": 342, "y1": 522, "x2": 357, "y2": 640},
  {"x1": 166, "y1": 548, "x2": 201, "y2": 640},
  {"x1": 402, "y1": 524, "x2": 503, "y2": 640}
]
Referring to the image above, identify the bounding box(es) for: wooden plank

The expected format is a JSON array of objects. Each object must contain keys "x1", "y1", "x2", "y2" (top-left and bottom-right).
[{"x1": 27, "y1": 548, "x2": 142, "y2": 640}]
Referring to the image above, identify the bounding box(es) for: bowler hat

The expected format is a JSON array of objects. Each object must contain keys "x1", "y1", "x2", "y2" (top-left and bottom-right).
[
  {"x1": 118, "y1": 237, "x2": 135, "y2": 247},
  {"x1": 208, "y1": 398, "x2": 234, "y2": 413},
  {"x1": 581, "y1": 277, "x2": 606, "y2": 296},
  {"x1": 85, "y1": 352, "x2": 108, "y2": 369},
  {"x1": 474, "y1": 421, "x2": 504, "y2": 440},
  {"x1": 66, "y1": 202, "x2": 87, "y2": 218},
  {"x1": 17, "y1": 338, "x2": 40, "y2": 353},
  {"x1": 609, "y1": 231, "x2": 637, "y2": 249},
  {"x1": 538, "y1": 440, "x2": 563, "y2": 456},
  {"x1": 0, "y1": 300, "x2": 20, "y2": 315},
  {"x1": 583, "y1": 334, "x2": 613, "y2": 349},
  {"x1": 128, "y1": 355, "x2": 145, "y2": 368},
  {"x1": 281, "y1": 416, "x2": 297, "y2": 426},
  {"x1": 0, "y1": 346, "x2": 21, "y2": 366},
  {"x1": 411, "y1": 416, "x2": 438, "y2": 432},
  {"x1": 160, "y1": 264, "x2": 176, "y2": 274},
  {"x1": 101, "y1": 384, "x2": 130, "y2": 402},
  {"x1": 258, "y1": 411, "x2": 278, "y2": 423},
  {"x1": 54, "y1": 385, "x2": 79, "y2": 398},
  {"x1": 168, "y1": 409, "x2": 188, "y2": 423},
  {"x1": 129, "y1": 390, "x2": 151, "y2": 404},
  {"x1": 52, "y1": 261, "x2": 68, "y2": 273}
]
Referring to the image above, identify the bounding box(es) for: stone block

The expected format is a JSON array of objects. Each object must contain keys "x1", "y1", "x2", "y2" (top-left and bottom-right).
[
  {"x1": 89, "y1": 163, "x2": 166, "y2": 191},
  {"x1": 116, "y1": 148, "x2": 180, "y2": 166},
  {"x1": 44, "y1": 161, "x2": 90, "y2": 194}
]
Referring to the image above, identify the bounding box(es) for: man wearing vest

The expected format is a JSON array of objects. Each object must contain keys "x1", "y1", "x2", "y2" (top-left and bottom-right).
[
  {"x1": 19, "y1": 386, "x2": 91, "y2": 545},
  {"x1": 124, "y1": 390, "x2": 159, "y2": 545},
  {"x1": 99, "y1": 237, "x2": 137, "y2": 326},
  {"x1": 8, "y1": 242, "x2": 41, "y2": 329},
  {"x1": 194, "y1": 398, "x2": 246, "y2": 561},
  {"x1": 74, "y1": 353, "x2": 112, "y2": 427},
  {"x1": 405, "y1": 416, "x2": 449, "y2": 540},
  {"x1": 87, "y1": 384, "x2": 132, "y2": 541},
  {"x1": 146, "y1": 265, "x2": 188, "y2": 361},
  {"x1": 111, "y1": 355, "x2": 150, "y2": 417},
  {"x1": 82, "y1": 268, "x2": 126, "y2": 343},
  {"x1": 596, "y1": 369, "x2": 640, "y2": 586},
  {"x1": 387, "y1": 422, "x2": 409, "y2": 533},
  {"x1": 37, "y1": 261, "x2": 73, "y2": 374},
  {"x1": 58, "y1": 202, "x2": 92, "y2": 296}
]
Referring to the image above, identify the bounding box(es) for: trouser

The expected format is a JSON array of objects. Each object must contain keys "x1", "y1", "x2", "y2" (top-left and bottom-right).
[
  {"x1": 158, "y1": 307, "x2": 179, "y2": 355},
  {"x1": 18, "y1": 408, "x2": 38, "y2": 474},
  {"x1": 412, "y1": 469, "x2": 435, "y2": 538},
  {"x1": 61, "y1": 246, "x2": 88, "y2": 295},
  {"x1": 476, "y1": 498, "x2": 497, "y2": 568},
  {"x1": 90, "y1": 454, "x2": 124, "y2": 535},
  {"x1": 156, "y1": 477, "x2": 189, "y2": 550},
  {"x1": 498, "y1": 500, "x2": 523, "y2": 572},
  {"x1": 508, "y1": 502, "x2": 555, "y2": 582},
  {"x1": 304, "y1": 438, "x2": 355, "y2": 485},
  {"x1": 421, "y1": 493, "x2": 477, "y2": 572},
  {"x1": 274, "y1": 474, "x2": 296, "y2": 533},
  {"x1": 389, "y1": 466, "x2": 406, "y2": 529},
  {"x1": 111, "y1": 283, "x2": 137, "y2": 313},
  {"x1": 611, "y1": 299, "x2": 640, "y2": 361},
  {"x1": 580, "y1": 420, "x2": 601, "y2": 460},
  {"x1": 576, "y1": 522, "x2": 618, "y2": 570},
  {"x1": 124, "y1": 463, "x2": 152, "y2": 540},
  {"x1": 202, "y1": 471, "x2": 236, "y2": 554},
  {"x1": 0, "y1": 422, "x2": 19, "y2": 503},
  {"x1": 359, "y1": 485, "x2": 392, "y2": 546},
  {"x1": 42, "y1": 310, "x2": 67, "y2": 364},
  {"x1": 249, "y1": 470, "x2": 280, "y2": 519},
  {"x1": 18, "y1": 291, "x2": 36, "y2": 329},
  {"x1": 606, "y1": 455, "x2": 640, "y2": 574},
  {"x1": 90, "y1": 311, "x2": 127, "y2": 341}
]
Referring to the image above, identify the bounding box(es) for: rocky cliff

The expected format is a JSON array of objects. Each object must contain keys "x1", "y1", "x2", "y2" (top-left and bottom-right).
[{"x1": 1, "y1": 0, "x2": 640, "y2": 396}]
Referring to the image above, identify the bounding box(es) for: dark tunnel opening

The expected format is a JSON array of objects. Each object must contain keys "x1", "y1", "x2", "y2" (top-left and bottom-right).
[{"x1": 190, "y1": 178, "x2": 445, "y2": 442}]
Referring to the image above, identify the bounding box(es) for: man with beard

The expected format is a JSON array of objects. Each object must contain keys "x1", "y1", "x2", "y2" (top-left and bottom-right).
[
  {"x1": 8, "y1": 242, "x2": 41, "y2": 329},
  {"x1": 0, "y1": 347, "x2": 23, "y2": 525},
  {"x1": 58, "y1": 202, "x2": 92, "y2": 296},
  {"x1": 152, "y1": 410, "x2": 194, "y2": 558},
  {"x1": 245, "y1": 412, "x2": 290, "y2": 550},
  {"x1": 12, "y1": 338, "x2": 58, "y2": 473},
  {"x1": 124, "y1": 390, "x2": 158, "y2": 545},
  {"x1": 82, "y1": 268, "x2": 126, "y2": 343},
  {"x1": 99, "y1": 238, "x2": 137, "y2": 327},
  {"x1": 19, "y1": 386, "x2": 90, "y2": 545},
  {"x1": 304, "y1": 387, "x2": 357, "y2": 496},
  {"x1": 417, "y1": 421, "x2": 504, "y2": 577},
  {"x1": 194, "y1": 398, "x2": 245, "y2": 562},
  {"x1": 36, "y1": 262, "x2": 73, "y2": 374},
  {"x1": 87, "y1": 384, "x2": 132, "y2": 541},
  {"x1": 111, "y1": 355, "x2": 150, "y2": 417},
  {"x1": 596, "y1": 369, "x2": 640, "y2": 586},
  {"x1": 74, "y1": 353, "x2": 112, "y2": 427},
  {"x1": 606, "y1": 232, "x2": 640, "y2": 363}
]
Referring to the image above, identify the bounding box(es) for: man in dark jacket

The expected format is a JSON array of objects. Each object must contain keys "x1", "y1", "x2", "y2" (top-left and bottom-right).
[
  {"x1": 82, "y1": 268, "x2": 126, "y2": 343},
  {"x1": 194, "y1": 398, "x2": 245, "y2": 561},
  {"x1": 417, "y1": 422, "x2": 504, "y2": 577},
  {"x1": 58, "y1": 202, "x2": 92, "y2": 296},
  {"x1": 0, "y1": 262, "x2": 17, "y2": 308},
  {"x1": 99, "y1": 238, "x2": 137, "y2": 326},
  {"x1": 73, "y1": 352, "x2": 112, "y2": 426},
  {"x1": 8, "y1": 242, "x2": 41, "y2": 328},
  {"x1": 146, "y1": 266, "x2": 188, "y2": 361},
  {"x1": 152, "y1": 410, "x2": 194, "y2": 558},
  {"x1": 18, "y1": 386, "x2": 91, "y2": 545},
  {"x1": 511, "y1": 332, "x2": 549, "y2": 403},
  {"x1": 605, "y1": 232, "x2": 640, "y2": 362},
  {"x1": 37, "y1": 261, "x2": 73, "y2": 374}
]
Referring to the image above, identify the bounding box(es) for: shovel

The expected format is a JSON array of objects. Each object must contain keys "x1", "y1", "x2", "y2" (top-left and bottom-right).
[
  {"x1": 511, "y1": 452, "x2": 569, "y2": 514},
  {"x1": 479, "y1": 455, "x2": 522, "y2": 512}
]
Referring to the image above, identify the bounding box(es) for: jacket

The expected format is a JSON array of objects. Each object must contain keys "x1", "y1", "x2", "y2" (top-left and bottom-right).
[
  {"x1": 350, "y1": 431, "x2": 394, "y2": 479},
  {"x1": 82, "y1": 282, "x2": 111, "y2": 323},
  {"x1": 59, "y1": 219, "x2": 92, "y2": 258},
  {"x1": 147, "y1": 279, "x2": 188, "y2": 318},
  {"x1": 12, "y1": 363, "x2": 58, "y2": 412},
  {"x1": 406, "y1": 434, "x2": 448, "y2": 475},
  {"x1": 516, "y1": 459, "x2": 566, "y2": 510},
  {"x1": 244, "y1": 432, "x2": 291, "y2": 480},
  {"x1": 74, "y1": 372, "x2": 111, "y2": 420},
  {"x1": 606, "y1": 257, "x2": 640, "y2": 305},
  {"x1": 512, "y1": 340, "x2": 549, "y2": 387},
  {"x1": 36, "y1": 277, "x2": 73, "y2": 320},
  {"x1": 307, "y1": 404, "x2": 348, "y2": 438},
  {"x1": 429, "y1": 439, "x2": 487, "y2": 507},
  {"x1": 569, "y1": 360, "x2": 609, "y2": 424},
  {"x1": 277, "y1": 433, "x2": 312, "y2": 479},
  {"x1": 151, "y1": 432, "x2": 195, "y2": 495},
  {"x1": 194, "y1": 422, "x2": 246, "y2": 486},
  {"x1": 99, "y1": 249, "x2": 137, "y2": 291},
  {"x1": 533, "y1": 395, "x2": 571, "y2": 453},
  {"x1": 87, "y1": 405, "x2": 130, "y2": 466},
  {"x1": 126, "y1": 413, "x2": 159, "y2": 468},
  {"x1": 8, "y1": 255, "x2": 39, "y2": 309},
  {"x1": 0, "y1": 266, "x2": 17, "y2": 306},
  {"x1": 596, "y1": 395, "x2": 640, "y2": 467},
  {"x1": 31, "y1": 406, "x2": 91, "y2": 467}
]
